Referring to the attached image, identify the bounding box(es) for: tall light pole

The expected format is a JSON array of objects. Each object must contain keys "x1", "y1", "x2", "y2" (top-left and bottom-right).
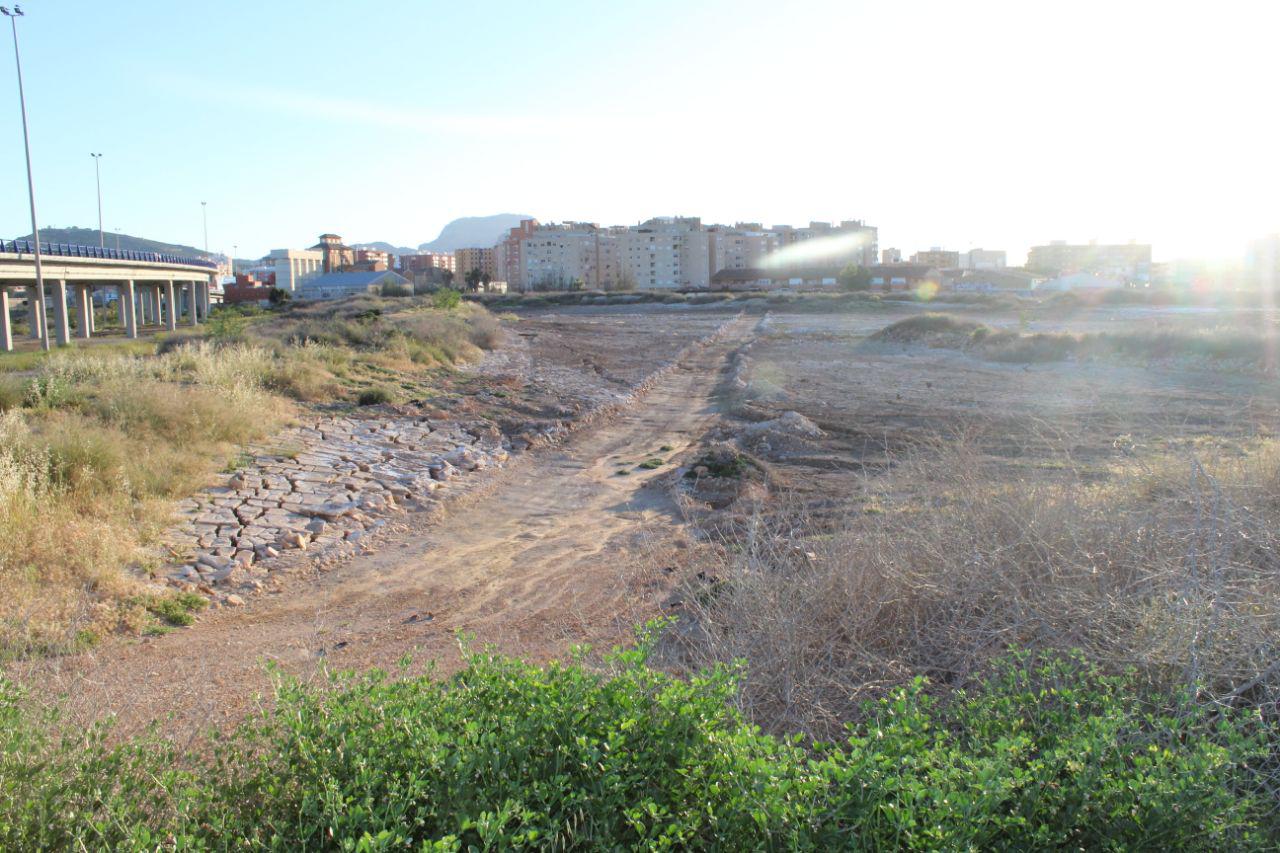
[
  {"x1": 90, "y1": 152, "x2": 103, "y2": 248},
  {"x1": 3, "y1": 5, "x2": 49, "y2": 351},
  {"x1": 201, "y1": 200, "x2": 208, "y2": 254}
]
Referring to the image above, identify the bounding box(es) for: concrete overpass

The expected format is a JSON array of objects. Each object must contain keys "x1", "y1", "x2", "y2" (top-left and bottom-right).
[{"x1": 0, "y1": 239, "x2": 219, "y2": 351}]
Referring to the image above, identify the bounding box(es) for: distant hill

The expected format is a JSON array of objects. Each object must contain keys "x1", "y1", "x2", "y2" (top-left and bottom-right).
[
  {"x1": 12, "y1": 226, "x2": 212, "y2": 258},
  {"x1": 351, "y1": 240, "x2": 417, "y2": 255},
  {"x1": 418, "y1": 214, "x2": 532, "y2": 253}
]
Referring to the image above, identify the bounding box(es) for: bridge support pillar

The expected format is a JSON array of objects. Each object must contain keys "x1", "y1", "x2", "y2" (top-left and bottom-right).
[
  {"x1": 202, "y1": 278, "x2": 212, "y2": 318},
  {"x1": 146, "y1": 287, "x2": 157, "y2": 326},
  {"x1": 116, "y1": 288, "x2": 126, "y2": 326},
  {"x1": 86, "y1": 286, "x2": 96, "y2": 333},
  {"x1": 122, "y1": 280, "x2": 138, "y2": 339},
  {"x1": 52, "y1": 280, "x2": 70, "y2": 347},
  {"x1": 165, "y1": 281, "x2": 177, "y2": 331},
  {"x1": 74, "y1": 284, "x2": 91, "y2": 340},
  {"x1": 188, "y1": 281, "x2": 200, "y2": 326},
  {"x1": 1, "y1": 289, "x2": 12, "y2": 352},
  {"x1": 26, "y1": 285, "x2": 44, "y2": 340}
]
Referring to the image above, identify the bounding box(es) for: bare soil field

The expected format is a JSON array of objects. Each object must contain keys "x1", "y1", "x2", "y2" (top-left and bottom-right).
[
  {"x1": 20, "y1": 298, "x2": 1280, "y2": 739},
  {"x1": 729, "y1": 307, "x2": 1280, "y2": 517}
]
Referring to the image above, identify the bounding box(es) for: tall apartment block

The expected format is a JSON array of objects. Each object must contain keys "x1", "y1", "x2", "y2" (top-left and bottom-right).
[
  {"x1": 769, "y1": 220, "x2": 878, "y2": 268},
  {"x1": 454, "y1": 247, "x2": 497, "y2": 279},
  {"x1": 707, "y1": 224, "x2": 780, "y2": 277},
  {"x1": 620, "y1": 217, "x2": 711, "y2": 290},
  {"x1": 521, "y1": 222, "x2": 620, "y2": 290},
  {"x1": 494, "y1": 219, "x2": 540, "y2": 290}
]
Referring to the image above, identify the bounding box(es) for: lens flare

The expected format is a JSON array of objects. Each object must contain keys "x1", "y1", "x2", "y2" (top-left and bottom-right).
[{"x1": 759, "y1": 232, "x2": 869, "y2": 270}]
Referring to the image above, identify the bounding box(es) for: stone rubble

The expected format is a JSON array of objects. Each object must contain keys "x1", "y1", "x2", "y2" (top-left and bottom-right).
[
  {"x1": 156, "y1": 313, "x2": 741, "y2": 607},
  {"x1": 160, "y1": 414, "x2": 516, "y2": 598}
]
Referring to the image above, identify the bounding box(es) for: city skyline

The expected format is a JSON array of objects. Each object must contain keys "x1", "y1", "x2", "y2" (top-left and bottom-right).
[{"x1": 1, "y1": 0, "x2": 1276, "y2": 263}]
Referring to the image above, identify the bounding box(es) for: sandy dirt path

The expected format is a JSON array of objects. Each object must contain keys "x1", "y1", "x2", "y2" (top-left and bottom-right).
[{"x1": 29, "y1": 316, "x2": 754, "y2": 736}]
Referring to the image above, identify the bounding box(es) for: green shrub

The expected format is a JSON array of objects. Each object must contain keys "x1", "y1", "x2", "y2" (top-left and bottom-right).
[
  {"x1": 431, "y1": 288, "x2": 462, "y2": 310},
  {"x1": 0, "y1": 645, "x2": 1272, "y2": 849}
]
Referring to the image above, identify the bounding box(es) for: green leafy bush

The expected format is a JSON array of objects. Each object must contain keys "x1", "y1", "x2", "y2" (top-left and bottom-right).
[
  {"x1": 431, "y1": 288, "x2": 462, "y2": 310},
  {"x1": 0, "y1": 643, "x2": 1273, "y2": 850}
]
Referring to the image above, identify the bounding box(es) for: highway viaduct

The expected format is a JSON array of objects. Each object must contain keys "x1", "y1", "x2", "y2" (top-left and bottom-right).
[{"x1": 0, "y1": 240, "x2": 219, "y2": 351}]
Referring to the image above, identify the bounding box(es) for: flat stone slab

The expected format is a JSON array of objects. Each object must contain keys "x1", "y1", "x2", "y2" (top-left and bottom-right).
[{"x1": 158, "y1": 408, "x2": 512, "y2": 594}]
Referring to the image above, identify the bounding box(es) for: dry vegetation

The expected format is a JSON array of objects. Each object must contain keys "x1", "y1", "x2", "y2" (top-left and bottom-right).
[
  {"x1": 0, "y1": 295, "x2": 502, "y2": 657},
  {"x1": 871, "y1": 312, "x2": 1279, "y2": 368},
  {"x1": 671, "y1": 436, "x2": 1280, "y2": 741}
]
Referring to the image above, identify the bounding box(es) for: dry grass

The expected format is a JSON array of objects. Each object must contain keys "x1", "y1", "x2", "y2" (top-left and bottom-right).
[
  {"x1": 872, "y1": 312, "x2": 1278, "y2": 368},
  {"x1": 0, "y1": 297, "x2": 507, "y2": 656},
  {"x1": 670, "y1": 437, "x2": 1280, "y2": 739},
  {"x1": 0, "y1": 345, "x2": 292, "y2": 656},
  {"x1": 221, "y1": 296, "x2": 504, "y2": 402}
]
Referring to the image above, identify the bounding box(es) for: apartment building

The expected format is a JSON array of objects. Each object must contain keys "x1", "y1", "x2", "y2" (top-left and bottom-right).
[
  {"x1": 911, "y1": 248, "x2": 962, "y2": 269},
  {"x1": 1026, "y1": 241, "x2": 1151, "y2": 281},
  {"x1": 265, "y1": 247, "x2": 323, "y2": 292},
  {"x1": 707, "y1": 224, "x2": 779, "y2": 277},
  {"x1": 881, "y1": 248, "x2": 902, "y2": 264},
  {"x1": 769, "y1": 220, "x2": 878, "y2": 268},
  {"x1": 454, "y1": 247, "x2": 497, "y2": 280},
  {"x1": 521, "y1": 222, "x2": 620, "y2": 290},
  {"x1": 961, "y1": 248, "x2": 1007, "y2": 270},
  {"x1": 494, "y1": 218, "x2": 539, "y2": 291},
  {"x1": 621, "y1": 217, "x2": 711, "y2": 290},
  {"x1": 400, "y1": 252, "x2": 456, "y2": 275},
  {"x1": 353, "y1": 248, "x2": 392, "y2": 271}
]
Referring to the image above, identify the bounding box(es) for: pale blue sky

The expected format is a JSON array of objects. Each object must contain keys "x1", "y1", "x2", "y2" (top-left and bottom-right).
[{"x1": 1, "y1": 0, "x2": 1275, "y2": 261}]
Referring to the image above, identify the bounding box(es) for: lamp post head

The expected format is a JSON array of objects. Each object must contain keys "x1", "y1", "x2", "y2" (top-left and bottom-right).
[{"x1": 1, "y1": 6, "x2": 24, "y2": 16}]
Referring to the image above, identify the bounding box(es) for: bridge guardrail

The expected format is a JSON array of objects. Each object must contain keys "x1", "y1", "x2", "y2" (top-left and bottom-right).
[{"x1": 0, "y1": 239, "x2": 218, "y2": 270}]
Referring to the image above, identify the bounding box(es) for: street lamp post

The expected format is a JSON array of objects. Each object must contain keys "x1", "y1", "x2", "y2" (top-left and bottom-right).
[
  {"x1": 90, "y1": 152, "x2": 104, "y2": 248},
  {"x1": 2, "y1": 5, "x2": 49, "y2": 351},
  {"x1": 201, "y1": 201, "x2": 208, "y2": 254}
]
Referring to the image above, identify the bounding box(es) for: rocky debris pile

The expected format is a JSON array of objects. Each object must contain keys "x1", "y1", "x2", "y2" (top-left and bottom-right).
[
  {"x1": 743, "y1": 411, "x2": 824, "y2": 440},
  {"x1": 161, "y1": 415, "x2": 510, "y2": 596}
]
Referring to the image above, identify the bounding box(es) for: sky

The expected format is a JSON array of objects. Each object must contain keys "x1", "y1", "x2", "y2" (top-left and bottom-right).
[{"x1": 0, "y1": 0, "x2": 1276, "y2": 263}]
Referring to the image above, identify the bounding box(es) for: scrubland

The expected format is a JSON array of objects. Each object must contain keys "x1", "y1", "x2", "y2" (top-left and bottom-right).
[
  {"x1": 0, "y1": 294, "x2": 499, "y2": 655},
  {"x1": 872, "y1": 312, "x2": 1279, "y2": 368},
  {"x1": 5, "y1": 295, "x2": 1280, "y2": 848}
]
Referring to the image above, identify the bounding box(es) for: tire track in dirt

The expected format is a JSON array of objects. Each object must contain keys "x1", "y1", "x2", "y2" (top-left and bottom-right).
[{"x1": 28, "y1": 315, "x2": 756, "y2": 735}]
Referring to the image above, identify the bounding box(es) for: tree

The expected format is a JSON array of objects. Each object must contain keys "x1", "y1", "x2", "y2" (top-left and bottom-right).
[
  {"x1": 838, "y1": 264, "x2": 872, "y2": 291},
  {"x1": 464, "y1": 268, "x2": 482, "y2": 291},
  {"x1": 268, "y1": 287, "x2": 292, "y2": 306}
]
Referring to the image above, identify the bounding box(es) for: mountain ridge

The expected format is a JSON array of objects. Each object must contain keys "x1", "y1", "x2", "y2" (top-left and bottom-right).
[
  {"x1": 417, "y1": 214, "x2": 532, "y2": 253},
  {"x1": 11, "y1": 227, "x2": 210, "y2": 258}
]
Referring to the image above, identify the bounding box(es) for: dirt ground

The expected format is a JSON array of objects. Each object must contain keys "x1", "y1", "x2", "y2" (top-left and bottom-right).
[
  {"x1": 23, "y1": 308, "x2": 748, "y2": 737},
  {"x1": 21, "y1": 298, "x2": 1280, "y2": 735}
]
